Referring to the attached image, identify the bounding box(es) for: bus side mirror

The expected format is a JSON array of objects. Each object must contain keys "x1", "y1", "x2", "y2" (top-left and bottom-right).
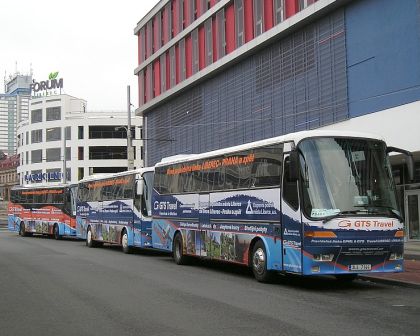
[
  {"x1": 289, "y1": 150, "x2": 299, "y2": 182},
  {"x1": 136, "y1": 180, "x2": 144, "y2": 196},
  {"x1": 387, "y1": 146, "x2": 414, "y2": 182}
]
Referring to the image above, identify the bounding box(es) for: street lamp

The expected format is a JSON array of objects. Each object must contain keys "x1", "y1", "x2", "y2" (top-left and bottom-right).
[{"x1": 115, "y1": 125, "x2": 134, "y2": 171}]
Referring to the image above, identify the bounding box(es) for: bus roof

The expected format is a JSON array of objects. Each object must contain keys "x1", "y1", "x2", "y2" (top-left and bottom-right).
[
  {"x1": 155, "y1": 130, "x2": 385, "y2": 167},
  {"x1": 11, "y1": 183, "x2": 76, "y2": 191},
  {"x1": 78, "y1": 167, "x2": 154, "y2": 184}
]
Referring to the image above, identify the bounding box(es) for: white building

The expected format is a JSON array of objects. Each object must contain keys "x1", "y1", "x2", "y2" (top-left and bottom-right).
[{"x1": 17, "y1": 94, "x2": 143, "y2": 185}]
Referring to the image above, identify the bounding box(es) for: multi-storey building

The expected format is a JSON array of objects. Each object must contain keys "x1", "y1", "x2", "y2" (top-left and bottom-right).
[
  {"x1": 0, "y1": 74, "x2": 32, "y2": 155},
  {"x1": 135, "y1": 0, "x2": 420, "y2": 240},
  {"x1": 17, "y1": 94, "x2": 143, "y2": 185},
  {"x1": 0, "y1": 154, "x2": 19, "y2": 201}
]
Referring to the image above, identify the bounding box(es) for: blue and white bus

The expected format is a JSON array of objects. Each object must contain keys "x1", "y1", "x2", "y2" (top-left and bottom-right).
[
  {"x1": 151, "y1": 130, "x2": 413, "y2": 282},
  {"x1": 76, "y1": 168, "x2": 154, "y2": 253}
]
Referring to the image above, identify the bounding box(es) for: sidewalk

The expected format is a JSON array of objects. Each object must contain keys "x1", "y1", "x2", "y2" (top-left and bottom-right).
[{"x1": 359, "y1": 241, "x2": 420, "y2": 288}]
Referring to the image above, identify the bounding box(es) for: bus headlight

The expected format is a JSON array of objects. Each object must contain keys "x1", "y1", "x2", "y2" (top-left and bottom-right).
[
  {"x1": 389, "y1": 253, "x2": 403, "y2": 260},
  {"x1": 313, "y1": 254, "x2": 334, "y2": 262}
]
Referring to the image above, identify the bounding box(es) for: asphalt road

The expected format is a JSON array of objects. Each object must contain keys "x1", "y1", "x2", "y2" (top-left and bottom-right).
[{"x1": 1, "y1": 230, "x2": 419, "y2": 336}]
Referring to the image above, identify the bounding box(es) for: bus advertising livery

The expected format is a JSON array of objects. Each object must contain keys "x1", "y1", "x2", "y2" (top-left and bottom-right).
[{"x1": 151, "y1": 130, "x2": 413, "y2": 282}]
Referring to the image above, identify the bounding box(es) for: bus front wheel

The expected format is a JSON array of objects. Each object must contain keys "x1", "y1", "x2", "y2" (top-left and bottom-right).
[
  {"x1": 251, "y1": 240, "x2": 274, "y2": 283},
  {"x1": 173, "y1": 232, "x2": 188, "y2": 265},
  {"x1": 53, "y1": 224, "x2": 61, "y2": 240},
  {"x1": 19, "y1": 222, "x2": 27, "y2": 237}
]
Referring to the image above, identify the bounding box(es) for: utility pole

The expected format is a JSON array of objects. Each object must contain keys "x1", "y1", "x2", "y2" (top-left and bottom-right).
[{"x1": 127, "y1": 85, "x2": 134, "y2": 170}]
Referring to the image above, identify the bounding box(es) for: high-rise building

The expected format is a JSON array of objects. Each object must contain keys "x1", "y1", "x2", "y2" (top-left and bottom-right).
[
  {"x1": 134, "y1": 0, "x2": 420, "y2": 241},
  {"x1": 0, "y1": 73, "x2": 32, "y2": 155}
]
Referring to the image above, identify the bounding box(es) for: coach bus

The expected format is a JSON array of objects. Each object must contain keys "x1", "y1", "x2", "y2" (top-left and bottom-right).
[
  {"x1": 76, "y1": 168, "x2": 154, "y2": 253},
  {"x1": 8, "y1": 184, "x2": 77, "y2": 239},
  {"x1": 152, "y1": 130, "x2": 413, "y2": 282}
]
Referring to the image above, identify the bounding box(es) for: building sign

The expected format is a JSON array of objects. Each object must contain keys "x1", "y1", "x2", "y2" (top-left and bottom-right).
[
  {"x1": 30, "y1": 72, "x2": 64, "y2": 97},
  {"x1": 24, "y1": 171, "x2": 63, "y2": 183}
]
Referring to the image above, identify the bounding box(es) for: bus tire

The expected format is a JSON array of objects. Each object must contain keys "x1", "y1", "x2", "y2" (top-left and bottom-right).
[
  {"x1": 121, "y1": 229, "x2": 132, "y2": 254},
  {"x1": 335, "y1": 274, "x2": 358, "y2": 282},
  {"x1": 53, "y1": 224, "x2": 61, "y2": 240},
  {"x1": 173, "y1": 232, "x2": 188, "y2": 265},
  {"x1": 251, "y1": 240, "x2": 274, "y2": 283},
  {"x1": 86, "y1": 227, "x2": 100, "y2": 248},
  {"x1": 19, "y1": 222, "x2": 27, "y2": 237}
]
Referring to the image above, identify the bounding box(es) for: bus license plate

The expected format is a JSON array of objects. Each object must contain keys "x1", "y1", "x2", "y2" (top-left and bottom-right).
[{"x1": 350, "y1": 264, "x2": 371, "y2": 271}]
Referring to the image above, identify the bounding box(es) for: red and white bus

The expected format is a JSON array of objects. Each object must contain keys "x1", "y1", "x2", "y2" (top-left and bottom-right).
[{"x1": 8, "y1": 184, "x2": 77, "y2": 239}]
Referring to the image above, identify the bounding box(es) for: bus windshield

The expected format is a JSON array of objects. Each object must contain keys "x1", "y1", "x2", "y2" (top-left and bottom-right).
[{"x1": 298, "y1": 137, "x2": 399, "y2": 220}]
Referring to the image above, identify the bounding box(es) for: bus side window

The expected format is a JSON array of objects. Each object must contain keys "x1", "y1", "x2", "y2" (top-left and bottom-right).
[{"x1": 283, "y1": 156, "x2": 299, "y2": 210}]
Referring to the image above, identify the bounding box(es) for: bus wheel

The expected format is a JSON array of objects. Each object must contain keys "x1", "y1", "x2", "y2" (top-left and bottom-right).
[
  {"x1": 53, "y1": 224, "x2": 61, "y2": 240},
  {"x1": 335, "y1": 274, "x2": 358, "y2": 282},
  {"x1": 252, "y1": 240, "x2": 274, "y2": 283},
  {"x1": 173, "y1": 232, "x2": 188, "y2": 265},
  {"x1": 121, "y1": 229, "x2": 132, "y2": 254},
  {"x1": 19, "y1": 222, "x2": 27, "y2": 237},
  {"x1": 86, "y1": 227, "x2": 96, "y2": 248}
]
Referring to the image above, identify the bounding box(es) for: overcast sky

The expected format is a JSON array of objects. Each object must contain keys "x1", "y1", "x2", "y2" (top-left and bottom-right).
[{"x1": 0, "y1": 0, "x2": 159, "y2": 111}]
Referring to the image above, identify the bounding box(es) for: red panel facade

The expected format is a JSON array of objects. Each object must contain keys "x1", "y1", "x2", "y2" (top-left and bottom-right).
[
  {"x1": 162, "y1": 6, "x2": 169, "y2": 44},
  {"x1": 166, "y1": 51, "x2": 171, "y2": 89},
  {"x1": 198, "y1": 25, "x2": 205, "y2": 70},
  {"x1": 153, "y1": 60, "x2": 161, "y2": 97},
  {"x1": 173, "y1": 0, "x2": 180, "y2": 37},
  {"x1": 209, "y1": 0, "x2": 217, "y2": 7},
  {"x1": 184, "y1": 0, "x2": 190, "y2": 27},
  {"x1": 285, "y1": 0, "x2": 299, "y2": 19},
  {"x1": 197, "y1": 0, "x2": 205, "y2": 17},
  {"x1": 185, "y1": 35, "x2": 192, "y2": 78},
  {"x1": 144, "y1": 67, "x2": 150, "y2": 103},
  {"x1": 264, "y1": 0, "x2": 274, "y2": 31},
  {"x1": 175, "y1": 44, "x2": 180, "y2": 84},
  {"x1": 244, "y1": 0, "x2": 254, "y2": 43},
  {"x1": 225, "y1": 4, "x2": 235, "y2": 54},
  {"x1": 138, "y1": 34, "x2": 142, "y2": 66},
  {"x1": 153, "y1": 15, "x2": 159, "y2": 53}
]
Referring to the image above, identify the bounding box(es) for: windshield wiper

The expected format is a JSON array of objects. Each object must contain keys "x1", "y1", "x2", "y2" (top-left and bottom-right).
[
  {"x1": 362, "y1": 205, "x2": 404, "y2": 222},
  {"x1": 322, "y1": 210, "x2": 362, "y2": 223}
]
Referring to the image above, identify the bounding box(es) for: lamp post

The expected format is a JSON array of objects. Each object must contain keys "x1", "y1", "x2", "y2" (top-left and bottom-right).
[{"x1": 126, "y1": 85, "x2": 134, "y2": 170}]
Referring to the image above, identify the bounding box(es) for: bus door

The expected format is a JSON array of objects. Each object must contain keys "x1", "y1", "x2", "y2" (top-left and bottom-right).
[
  {"x1": 198, "y1": 194, "x2": 210, "y2": 257},
  {"x1": 281, "y1": 151, "x2": 303, "y2": 274}
]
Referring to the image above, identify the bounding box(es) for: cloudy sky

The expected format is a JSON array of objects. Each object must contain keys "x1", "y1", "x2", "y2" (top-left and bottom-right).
[{"x1": 0, "y1": 0, "x2": 159, "y2": 111}]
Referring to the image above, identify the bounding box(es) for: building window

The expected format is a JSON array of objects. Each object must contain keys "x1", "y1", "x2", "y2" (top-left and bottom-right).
[
  {"x1": 139, "y1": 71, "x2": 145, "y2": 105},
  {"x1": 46, "y1": 148, "x2": 61, "y2": 162},
  {"x1": 78, "y1": 167, "x2": 84, "y2": 180},
  {"x1": 253, "y1": 0, "x2": 264, "y2": 37},
  {"x1": 46, "y1": 127, "x2": 61, "y2": 142},
  {"x1": 216, "y1": 9, "x2": 226, "y2": 60},
  {"x1": 180, "y1": 38, "x2": 186, "y2": 81},
  {"x1": 155, "y1": 13, "x2": 162, "y2": 51},
  {"x1": 178, "y1": 0, "x2": 184, "y2": 32},
  {"x1": 78, "y1": 147, "x2": 84, "y2": 160},
  {"x1": 166, "y1": 2, "x2": 172, "y2": 40},
  {"x1": 46, "y1": 168, "x2": 62, "y2": 182},
  {"x1": 274, "y1": 0, "x2": 284, "y2": 24},
  {"x1": 26, "y1": 131, "x2": 29, "y2": 145},
  {"x1": 205, "y1": 19, "x2": 213, "y2": 66},
  {"x1": 65, "y1": 126, "x2": 71, "y2": 140},
  {"x1": 26, "y1": 151, "x2": 29, "y2": 164},
  {"x1": 140, "y1": 28, "x2": 146, "y2": 63},
  {"x1": 169, "y1": 46, "x2": 176, "y2": 87},
  {"x1": 189, "y1": 0, "x2": 196, "y2": 23},
  {"x1": 31, "y1": 109, "x2": 42, "y2": 124},
  {"x1": 235, "y1": 0, "x2": 245, "y2": 47},
  {"x1": 31, "y1": 129, "x2": 43, "y2": 144},
  {"x1": 160, "y1": 54, "x2": 167, "y2": 93},
  {"x1": 298, "y1": 0, "x2": 309, "y2": 10},
  {"x1": 192, "y1": 29, "x2": 199, "y2": 74},
  {"x1": 31, "y1": 150, "x2": 42, "y2": 164},
  {"x1": 78, "y1": 126, "x2": 84, "y2": 139},
  {"x1": 31, "y1": 170, "x2": 42, "y2": 183},
  {"x1": 46, "y1": 106, "x2": 61, "y2": 121}
]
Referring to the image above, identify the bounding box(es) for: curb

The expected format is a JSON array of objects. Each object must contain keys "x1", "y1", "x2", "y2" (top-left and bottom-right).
[{"x1": 358, "y1": 275, "x2": 420, "y2": 289}]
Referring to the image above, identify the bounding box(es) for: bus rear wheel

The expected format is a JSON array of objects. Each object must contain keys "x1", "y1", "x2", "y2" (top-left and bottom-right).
[
  {"x1": 251, "y1": 240, "x2": 274, "y2": 283},
  {"x1": 173, "y1": 232, "x2": 188, "y2": 265},
  {"x1": 121, "y1": 229, "x2": 132, "y2": 254},
  {"x1": 86, "y1": 227, "x2": 100, "y2": 248}
]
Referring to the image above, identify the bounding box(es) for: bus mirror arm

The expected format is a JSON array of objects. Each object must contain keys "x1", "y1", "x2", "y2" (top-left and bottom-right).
[
  {"x1": 136, "y1": 180, "x2": 144, "y2": 196},
  {"x1": 289, "y1": 150, "x2": 300, "y2": 182},
  {"x1": 387, "y1": 147, "x2": 414, "y2": 182}
]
